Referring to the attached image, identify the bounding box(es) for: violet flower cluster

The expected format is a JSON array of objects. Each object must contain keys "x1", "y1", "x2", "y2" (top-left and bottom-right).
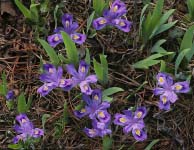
[
  {"x1": 153, "y1": 72, "x2": 190, "y2": 110},
  {"x1": 93, "y1": 0, "x2": 132, "y2": 32},
  {"x1": 37, "y1": 60, "x2": 97, "y2": 96},
  {"x1": 37, "y1": 64, "x2": 73, "y2": 96},
  {"x1": 114, "y1": 107, "x2": 147, "y2": 141},
  {"x1": 48, "y1": 13, "x2": 86, "y2": 47},
  {"x1": 74, "y1": 89, "x2": 112, "y2": 137},
  {"x1": 13, "y1": 114, "x2": 44, "y2": 144}
]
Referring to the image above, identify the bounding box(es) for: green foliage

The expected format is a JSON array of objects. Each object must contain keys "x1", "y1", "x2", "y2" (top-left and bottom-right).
[
  {"x1": 102, "y1": 87, "x2": 124, "y2": 102},
  {"x1": 0, "y1": 72, "x2": 7, "y2": 96},
  {"x1": 132, "y1": 52, "x2": 174, "y2": 69},
  {"x1": 85, "y1": 48, "x2": 91, "y2": 65},
  {"x1": 151, "y1": 39, "x2": 167, "y2": 53},
  {"x1": 93, "y1": 0, "x2": 106, "y2": 16},
  {"x1": 187, "y1": 0, "x2": 194, "y2": 21},
  {"x1": 61, "y1": 32, "x2": 79, "y2": 66},
  {"x1": 38, "y1": 39, "x2": 60, "y2": 65},
  {"x1": 93, "y1": 54, "x2": 108, "y2": 85},
  {"x1": 42, "y1": 114, "x2": 51, "y2": 131},
  {"x1": 102, "y1": 136, "x2": 113, "y2": 150},
  {"x1": 175, "y1": 25, "x2": 194, "y2": 74},
  {"x1": 17, "y1": 93, "x2": 31, "y2": 113},
  {"x1": 87, "y1": 11, "x2": 95, "y2": 33},
  {"x1": 140, "y1": 0, "x2": 177, "y2": 46},
  {"x1": 145, "y1": 139, "x2": 160, "y2": 150},
  {"x1": 8, "y1": 143, "x2": 22, "y2": 150}
]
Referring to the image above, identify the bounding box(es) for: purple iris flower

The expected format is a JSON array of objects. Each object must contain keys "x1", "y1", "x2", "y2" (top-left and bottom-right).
[
  {"x1": 37, "y1": 64, "x2": 73, "y2": 96},
  {"x1": 153, "y1": 72, "x2": 190, "y2": 110},
  {"x1": 84, "y1": 119, "x2": 111, "y2": 138},
  {"x1": 48, "y1": 14, "x2": 86, "y2": 47},
  {"x1": 114, "y1": 107, "x2": 147, "y2": 141},
  {"x1": 93, "y1": 0, "x2": 132, "y2": 32},
  {"x1": 13, "y1": 114, "x2": 44, "y2": 144},
  {"x1": 5, "y1": 90, "x2": 14, "y2": 100},
  {"x1": 66, "y1": 60, "x2": 98, "y2": 95},
  {"x1": 74, "y1": 89, "x2": 110, "y2": 120}
]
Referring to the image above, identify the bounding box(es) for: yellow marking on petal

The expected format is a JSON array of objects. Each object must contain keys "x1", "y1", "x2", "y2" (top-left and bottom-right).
[
  {"x1": 119, "y1": 21, "x2": 125, "y2": 27},
  {"x1": 119, "y1": 117, "x2": 127, "y2": 123},
  {"x1": 60, "y1": 79, "x2": 65, "y2": 85},
  {"x1": 49, "y1": 68, "x2": 54, "y2": 73},
  {"x1": 159, "y1": 77, "x2": 164, "y2": 83},
  {"x1": 81, "y1": 108, "x2": 86, "y2": 113},
  {"x1": 54, "y1": 36, "x2": 59, "y2": 42},
  {"x1": 43, "y1": 85, "x2": 49, "y2": 91},
  {"x1": 21, "y1": 118, "x2": 27, "y2": 123},
  {"x1": 113, "y1": 5, "x2": 118, "y2": 12},
  {"x1": 84, "y1": 84, "x2": 89, "y2": 91},
  {"x1": 99, "y1": 19, "x2": 107, "y2": 25},
  {"x1": 98, "y1": 111, "x2": 105, "y2": 118},
  {"x1": 81, "y1": 66, "x2": 86, "y2": 73},
  {"x1": 94, "y1": 95, "x2": 99, "y2": 101},
  {"x1": 34, "y1": 130, "x2": 39, "y2": 135},
  {"x1": 137, "y1": 112, "x2": 142, "y2": 118},
  {"x1": 73, "y1": 34, "x2": 80, "y2": 40},
  {"x1": 65, "y1": 21, "x2": 70, "y2": 27},
  {"x1": 162, "y1": 96, "x2": 167, "y2": 104},
  {"x1": 175, "y1": 84, "x2": 182, "y2": 90},
  {"x1": 135, "y1": 129, "x2": 141, "y2": 136},
  {"x1": 89, "y1": 129, "x2": 96, "y2": 135}
]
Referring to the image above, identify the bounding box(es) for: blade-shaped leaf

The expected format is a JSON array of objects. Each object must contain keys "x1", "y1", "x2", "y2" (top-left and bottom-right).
[
  {"x1": 102, "y1": 87, "x2": 124, "y2": 97},
  {"x1": 151, "y1": 39, "x2": 167, "y2": 53},
  {"x1": 14, "y1": 0, "x2": 31, "y2": 19},
  {"x1": 17, "y1": 93, "x2": 27, "y2": 113},
  {"x1": 61, "y1": 32, "x2": 79, "y2": 66},
  {"x1": 145, "y1": 139, "x2": 160, "y2": 150},
  {"x1": 102, "y1": 136, "x2": 113, "y2": 150},
  {"x1": 87, "y1": 11, "x2": 95, "y2": 33},
  {"x1": 38, "y1": 39, "x2": 60, "y2": 65},
  {"x1": 93, "y1": 0, "x2": 106, "y2": 16}
]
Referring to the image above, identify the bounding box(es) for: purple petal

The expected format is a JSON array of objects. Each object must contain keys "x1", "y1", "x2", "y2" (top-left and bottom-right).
[
  {"x1": 93, "y1": 17, "x2": 108, "y2": 30},
  {"x1": 96, "y1": 110, "x2": 111, "y2": 123},
  {"x1": 153, "y1": 87, "x2": 165, "y2": 96},
  {"x1": 66, "y1": 64, "x2": 78, "y2": 77},
  {"x1": 85, "y1": 75, "x2": 98, "y2": 83},
  {"x1": 32, "y1": 128, "x2": 44, "y2": 138},
  {"x1": 62, "y1": 14, "x2": 73, "y2": 29},
  {"x1": 43, "y1": 64, "x2": 56, "y2": 73},
  {"x1": 110, "y1": 0, "x2": 127, "y2": 16},
  {"x1": 59, "y1": 78, "x2": 74, "y2": 91},
  {"x1": 37, "y1": 83, "x2": 57, "y2": 97},
  {"x1": 112, "y1": 19, "x2": 132, "y2": 32},
  {"x1": 92, "y1": 89, "x2": 102, "y2": 103},
  {"x1": 13, "y1": 134, "x2": 26, "y2": 143},
  {"x1": 122, "y1": 110, "x2": 133, "y2": 118},
  {"x1": 98, "y1": 102, "x2": 110, "y2": 110},
  {"x1": 156, "y1": 72, "x2": 173, "y2": 87},
  {"x1": 172, "y1": 81, "x2": 190, "y2": 93},
  {"x1": 78, "y1": 60, "x2": 89, "y2": 79},
  {"x1": 74, "y1": 108, "x2": 88, "y2": 118},
  {"x1": 71, "y1": 33, "x2": 86, "y2": 45},
  {"x1": 159, "y1": 94, "x2": 171, "y2": 110},
  {"x1": 16, "y1": 114, "x2": 30, "y2": 125},
  {"x1": 132, "y1": 128, "x2": 147, "y2": 141},
  {"x1": 80, "y1": 81, "x2": 93, "y2": 95},
  {"x1": 134, "y1": 107, "x2": 147, "y2": 119},
  {"x1": 6, "y1": 90, "x2": 14, "y2": 100},
  {"x1": 54, "y1": 27, "x2": 65, "y2": 33},
  {"x1": 165, "y1": 91, "x2": 178, "y2": 103},
  {"x1": 84, "y1": 128, "x2": 99, "y2": 138},
  {"x1": 47, "y1": 33, "x2": 62, "y2": 48},
  {"x1": 82, "y1": 94, "x2": 92, "y2": 105},
  {"x1": 114, "y1": 113, "x2": 129, "y2": 126}
]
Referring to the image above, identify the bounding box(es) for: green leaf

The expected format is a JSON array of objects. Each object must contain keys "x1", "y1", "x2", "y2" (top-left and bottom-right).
[
  {"x1": 26, "y1": 96, "x2": 32, "y2": 111},
  {"x1": 175, "y1": 48, "x2": 190, "y2": 74},
  {"x1": 102, "y1": 96, "x2": 113, "y2": 102},
  {"x1": 40, "y1": 0, "x2": 50, "y2": 13},
  {"x1": 54, "y1": 5, "x2": 59, "y2": 29},
  {"x1": 42, "y1": 114, "x2": 50, "y2": 130},
  {"x1": 180, "y1": 25, "x2": 194, "y2": 52},
  {"x1": 187, "y1": 0, "x2": 194, "y2": 21},
  {"x1": 30, "y1": 3, "x2": 40, "y2": 22},
  {"x1": 133, "y1": 52, "x2": 174, "y2": 69},
  {"x1": 160, "y1": 60, "x2": 166, "y2": 72},
  {"x1": 87, "y1": 11, "x2": 95, "y2": 33},
  {"x1": 0, "y1": 72, "x2": 7, "y2": 96},
  {"x1": 61, "y1": 32, "x2": 79, "y2": 66},
  {"x1": 8, "y1": 143, "x2": 22, "y2": 149},
  {"x1": 38, "y1": 39, "x2": 60, "y2": 65},
  {"x1": 93, "y1": 54, "x2": 108, "y2": 85},
  {"x1": 17, "y1": 93, "x2": 27, "y2": 113},
  {"x1": 14, "y1": 0, "x2": 31, "y2": 19},
  {"x1": 151, "y1": 39, "x2": 167, "y2": 53},
  {"x1": 139, "y1": 4, "x2": 149, "y2": 34},
  {"x1": 63, "y1": 102, "x2": 69, "y2": 124},
  {"x1": 102, "y1": 87, "x2": 124, "y2": 97},
  {"x1": 145, "y1": 139, "x2": 160, "y2": 150},
  {"x1": 102, "y1": 136, "x2": 113, "y2": 150},
  {"x1": 93, "y1": 0, "x2": 106, "y2": 16},
  {"x1": 85, "y1": 48, "x2": 91, "y2": 65}
]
